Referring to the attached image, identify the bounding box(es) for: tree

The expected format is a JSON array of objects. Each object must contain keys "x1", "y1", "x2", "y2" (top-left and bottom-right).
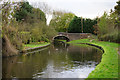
[
  {"x1": 83, "y1": 18, "x2": 97, "y2": 34},
  {"x1": 31, "y1": 2, "x2": 52, "y2": 15},
  {"x1": 2, "y1": 1, "x2": 23, "y2": 56},
  {"x1": 40, "y1": 25, "x2": 57, "y2": 42},
  {"x1": 68, "y1": 16, "x2": 82, "y2": 33},
  {"x1": 14, "y1": 2, "x2": 47, "y2": 24},
  {"x1": 97, "y1": 12, "x2": 119, "y2": 42},
  {"x1": 114, "y1": 0, "x2": 120, "y2": 15},
  {"x1": 31, "y1": 2, "x2": 52, "y2": 24},
  {"x1": 68, "y1": 16, "x2": 97, "y2": 33},
  {"x1": 2, "y1": 2, "x2": 12, "y2": 27},
  {"x1": 114, "y1": 0, "x2": 120, "y2": 29},
  {"x1": 98, "y1": 12, "x2": 108, "y2": 35},
  {"x1": 31, "y1": 8, "x2": 46, "y2": 23},
  {"x1": 14, "y1": 2, "x2": 33, "y2": 21},
  {"x1": 50, "y1": 11, "x2": 75, "y2": 32}
]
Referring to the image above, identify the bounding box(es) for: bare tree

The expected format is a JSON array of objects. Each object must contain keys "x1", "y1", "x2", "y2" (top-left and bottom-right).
[
  {"x1": 31, "y1": 2, "x2": 52, "y2": 15},
  {"x1": 31, "y1": 2, "x2": 53, "y2": 25}
]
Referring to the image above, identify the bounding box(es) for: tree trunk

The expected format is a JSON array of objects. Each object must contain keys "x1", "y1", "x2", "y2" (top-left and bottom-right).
[{"x1": 2, "y1": 34, "x2": 18, "y2": 57}]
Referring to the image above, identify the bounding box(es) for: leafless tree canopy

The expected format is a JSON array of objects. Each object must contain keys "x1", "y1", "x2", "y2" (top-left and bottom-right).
[{"x1": 31, "y1": 2, "x2": 52, "y2": 15}]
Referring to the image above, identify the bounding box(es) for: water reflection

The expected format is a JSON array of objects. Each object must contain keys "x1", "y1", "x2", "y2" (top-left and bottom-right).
[
  {"x1": 2, "y1": 41, "x2": 103, "y2": 78},
  {"x1": 53, "y1": 40, "x2": 70, "y2": 48}
]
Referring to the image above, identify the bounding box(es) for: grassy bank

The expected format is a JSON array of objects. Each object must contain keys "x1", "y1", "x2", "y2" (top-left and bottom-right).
[
  {"x1": 68, "y1": 39, "x2": 119, "y2": 78},
  {"x1": 24, "y1": 42, "x2": 50, "y2": 49}
]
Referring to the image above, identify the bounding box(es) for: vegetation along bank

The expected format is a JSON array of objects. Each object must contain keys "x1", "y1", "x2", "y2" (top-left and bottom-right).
[{"x1": 20, "y1": 42, "x2": 50, "y2": 54}]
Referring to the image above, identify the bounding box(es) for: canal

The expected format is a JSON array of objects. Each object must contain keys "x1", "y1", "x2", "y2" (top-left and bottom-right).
[{"x1": 2, "y1": 41, "x2": 103, "y2": 78}]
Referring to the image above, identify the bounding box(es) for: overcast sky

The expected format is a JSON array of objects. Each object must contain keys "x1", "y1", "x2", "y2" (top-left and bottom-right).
[
  {"x1": 27, "y1": 0, "x2": 118, "y2": 24},
  {"x1": 28, "y1": 0, "x2": 118, "y2": 18}
]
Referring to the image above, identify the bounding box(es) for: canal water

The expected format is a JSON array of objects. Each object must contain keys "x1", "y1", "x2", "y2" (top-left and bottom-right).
[{"x1": 2, "y1": 41, "x2": 103, "y2": 78}]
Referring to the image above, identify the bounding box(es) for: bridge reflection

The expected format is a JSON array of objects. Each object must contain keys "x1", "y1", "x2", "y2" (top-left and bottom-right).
[{"x1": 53, "y1": 40, "x2": 70, "y2": 49}]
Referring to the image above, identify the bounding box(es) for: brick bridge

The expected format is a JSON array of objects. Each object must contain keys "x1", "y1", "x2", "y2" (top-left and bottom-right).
[{"x1": 53, "y1": 32, "x2": 92, "y2": 42}]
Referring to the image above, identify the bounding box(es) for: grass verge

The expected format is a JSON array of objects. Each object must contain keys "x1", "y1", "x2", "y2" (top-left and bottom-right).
[
  {"x1": 68, "y1": 39, "x2": 119, "y2": 78},
  {"x1": 24, "y1": 42, "x2": 50, "y2": 49}
]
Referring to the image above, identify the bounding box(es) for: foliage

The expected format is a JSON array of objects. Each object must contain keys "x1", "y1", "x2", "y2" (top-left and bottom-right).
[
  {"x1": 2, "y1": 1, "x2": 57, "y2": 53},
  {"x1": 14, "y1": 2, "x2": 46, "y2": 23},
  {"x1": 97, "y1": 12, "x2": 119, "y2": 43},
  {"x1": 68, "y1": 16, "x2": 82, "y2": 33},
  {"x1": 97, "y1": 12, "x2": 108, "y2": 35},
  {"x1": 68, "y1": 16, "x2": 97, "y2": 33},
  {"x1": 14, "y1": 2, "x2": 33, "y2": 22},
  {"x1": 2, "y1": 2, "x2": 12, "y2": 27},
  {"x1": 17, "y1": 22, "x2": 57, "y2": 44},
  {"x1": 114, "y1": 0, "x2": 120, "y2": 29},
  {"x1": 68, "y1": 39, "x2": 119, "y2": 78},
  {"x1": 31, "y1": 8, "x2": 46, "y2": 23},
  {"x1": 96, "y1": 1, "x2": 120, "y2": 43},
  {"x1": 23, "y1": 8, "x2": 47, "y2": 24},
  {"x1": 50, "y1": 11, "x2": 75, "y2": 32},
  {"x1": 13, "y1": 2, "x2": 56, "y2": 44},
  {"x1": 42, "y1": 25, "x2": 57, "y2": 41},
  {"x1": 114, "y1": 0, "x2": 120, "y2": 15},
  {"x1": 83, "y1": 18, "x2": 97, "y2": 34},
  {"x1": 93, "y1": 24, "x2": 99, "y2": 35},
  {"x1": 2, "y1": 2, "x2": 23, "y2": 50}
]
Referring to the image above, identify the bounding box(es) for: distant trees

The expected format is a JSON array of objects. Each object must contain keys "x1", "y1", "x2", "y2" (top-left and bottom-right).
[
  {"x1": 83, "y1": 18, "x2": 97, "y2": 34},
  {"x1": 50, "y1": 11, "x2": 75, "y2": 32},
  {"x1": 68, "y1": 16, "x2": 97, "y2": 34},
  {"x1": 50, "y1": 10, "x2": 97, "y2": 34},
  {"x1": 68, "y1": 16, "x2": 82, "y2": 33}
]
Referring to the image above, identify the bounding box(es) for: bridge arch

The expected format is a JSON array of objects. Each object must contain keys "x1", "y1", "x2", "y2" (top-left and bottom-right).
[{"x1": 53, "y1": 35, "x2": 70, "y2": 42}]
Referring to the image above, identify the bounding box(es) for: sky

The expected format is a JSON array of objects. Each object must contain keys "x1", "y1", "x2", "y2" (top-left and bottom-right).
[
  {"x1": 27, "y1": 0, "x2": 118, "y2": 25},
  {"x1": 28, "y1": 0, "x2": 118, "y2": 17},
  {"x1": 1, "y1": 0, "x2": 118, "y2": 25}
]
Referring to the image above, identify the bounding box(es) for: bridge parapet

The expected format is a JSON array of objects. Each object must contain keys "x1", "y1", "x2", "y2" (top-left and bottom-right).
[{"x1": 54, "y1": 32, "x2": 92, "y2": 41}]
